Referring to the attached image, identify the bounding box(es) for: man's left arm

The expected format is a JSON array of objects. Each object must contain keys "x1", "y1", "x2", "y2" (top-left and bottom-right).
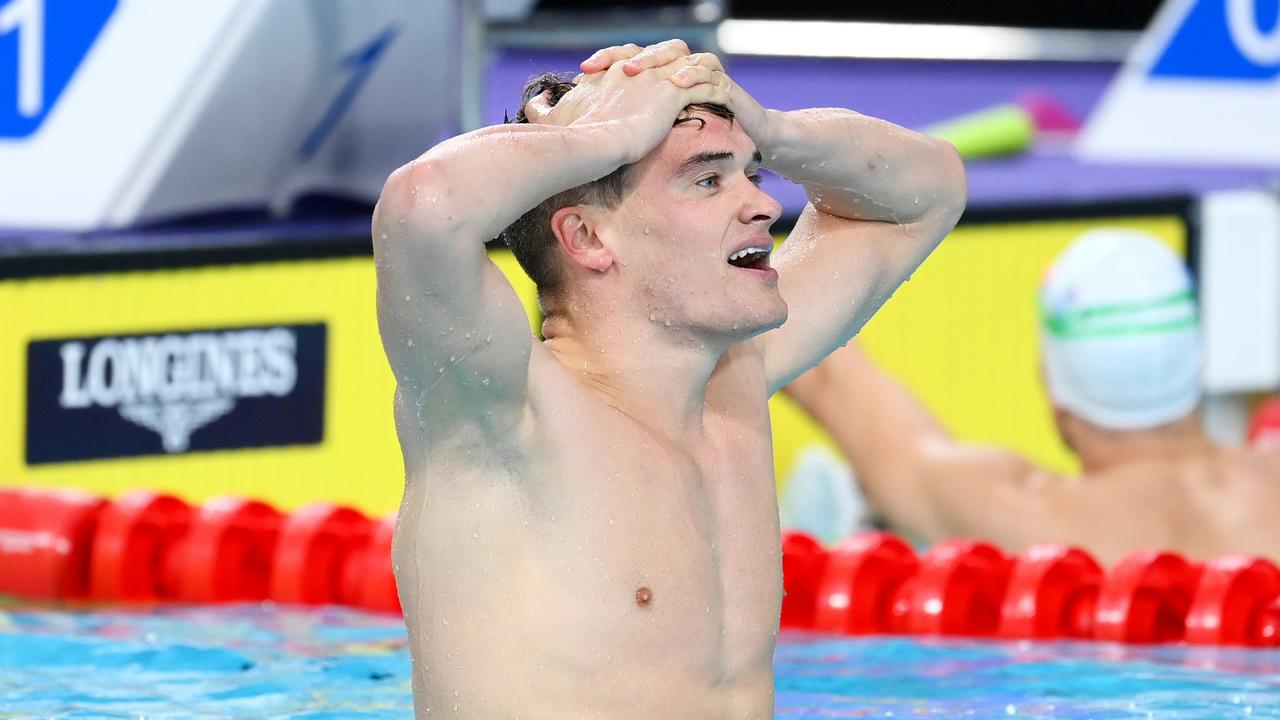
[
  {"x1": 758, "y1": 108, "x2": 967, "y2": 393},
  {"x1": 577, "y1": 43, "x2": 966, "y2": 390}
]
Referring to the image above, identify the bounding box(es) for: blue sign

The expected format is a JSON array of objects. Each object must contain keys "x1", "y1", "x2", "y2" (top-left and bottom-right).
[
  {"x1": 26, "y1": 323, "x2": 327, "y2": 464},
  {"x1": 0, "y1": 0, "x2": 118, "y2": 139},
  {"x1": 1151, "y1": 0, "x2": 1280, "y2": 80}
]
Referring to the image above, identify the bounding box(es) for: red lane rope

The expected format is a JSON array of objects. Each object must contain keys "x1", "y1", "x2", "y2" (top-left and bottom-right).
[
  {"x1": 3, "y1": 487, "x2": 1278, "y2": 647},
  {"x1": 0, "y1": 488, "x2": 398, "y2": 614}
]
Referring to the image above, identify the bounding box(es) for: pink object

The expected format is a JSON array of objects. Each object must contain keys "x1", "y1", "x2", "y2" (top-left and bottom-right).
[{"x1": 1017, "y1": 91, "x2": 1081, "y2": 133}]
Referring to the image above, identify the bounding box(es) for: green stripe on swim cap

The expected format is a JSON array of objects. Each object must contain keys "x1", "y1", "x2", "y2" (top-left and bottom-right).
[{"x1": 1042, "y1": 290, "x2": 1198, "y2": 341}]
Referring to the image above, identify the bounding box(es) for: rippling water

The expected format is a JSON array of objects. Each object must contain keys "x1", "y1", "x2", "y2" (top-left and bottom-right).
[{"x1": 1, "y1": 603, "x2": 1278, "y2": 718}]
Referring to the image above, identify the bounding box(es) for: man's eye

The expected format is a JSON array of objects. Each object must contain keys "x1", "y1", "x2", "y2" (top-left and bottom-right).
[
  {"x1": 748, "y1": 173, "x2": 764, "y2": 186},
  {"x1": 697, "y1": 175, "x2": 720, "y2": 189}
]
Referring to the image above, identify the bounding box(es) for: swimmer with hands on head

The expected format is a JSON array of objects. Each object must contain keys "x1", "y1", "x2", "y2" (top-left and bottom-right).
[{"x1": 373, "y1": 40, "x2": 966, "y2": 719}]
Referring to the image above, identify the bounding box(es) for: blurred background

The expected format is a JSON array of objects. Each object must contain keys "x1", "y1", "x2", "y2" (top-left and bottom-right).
[{"x1": 1, "y1": 0, "x2": 1277, "y2": 521}]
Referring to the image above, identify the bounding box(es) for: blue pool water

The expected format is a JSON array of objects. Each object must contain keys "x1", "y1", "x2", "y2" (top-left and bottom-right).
[{"x1": 2, "y1": 602, "x2": 1279, "y2": 718}]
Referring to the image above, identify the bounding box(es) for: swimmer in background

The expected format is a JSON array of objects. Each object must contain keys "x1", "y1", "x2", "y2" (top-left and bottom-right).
[
  {"x1": 785, "y1": 230, "x2": 1280, "y2": 566},
  {"x1": 372, "y1": 39, "x2": 965, "y2": 719}
]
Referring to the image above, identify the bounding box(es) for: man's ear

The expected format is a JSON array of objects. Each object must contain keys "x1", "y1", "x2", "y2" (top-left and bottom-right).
[{"x1": 551, "y1": 205, "x2": 614, "y2": 273}]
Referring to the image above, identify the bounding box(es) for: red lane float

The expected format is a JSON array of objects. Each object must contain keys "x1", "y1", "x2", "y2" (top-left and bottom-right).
[
  {"x1": 0, "y1": 489, "x2": 106, "y2": 600},
  {"x1": 89, "y1": 491, "x2": 192, "y2": 601},
  {"x1": 813, "y1": 532, "x2": 918, "y2": 635},
  {"x1": 11, "y1": 484, "x2": 1280, "y2": 643},
  {"x1": 1095, "y1": 550, "x2": 1200, "y2": 644},
  {"x1": 903, "y1": 539, "x2": 1010, "y2": 636},
  {"x1": 167, "y1": 497, "x2": 283, "y2": 603},
  {"x1": 999, "y1": 545, "x2": 1103, "y2": 640},
  {"x1": 339, "y1": 513, "x2": 399, "y2": 613},
  {"x1": 1185, "y1": 555, "x2": 1280, "y2": 647},
  {"x1": 270, "y1": 503, "x2": 372, "y2": 605},
  {"x1": 1247, "y1": 396, "x2": 1280, "y2": 450},
  {"x1": 1256, "y1": 597, "x2": 1280, "y2": 646},
  {"x1": 780, "y1": 531, "x2": 828, "y2": 628}
]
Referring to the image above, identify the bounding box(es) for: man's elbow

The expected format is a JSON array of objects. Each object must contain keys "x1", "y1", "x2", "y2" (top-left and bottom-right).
[{"x1": 374, "y1": 159, "x2": 463, "y2": 240}]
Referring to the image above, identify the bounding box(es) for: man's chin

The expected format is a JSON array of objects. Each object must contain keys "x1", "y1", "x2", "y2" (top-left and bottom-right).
[{"x1": 729, "y1": 305, "x2": 788, "y2": 339}]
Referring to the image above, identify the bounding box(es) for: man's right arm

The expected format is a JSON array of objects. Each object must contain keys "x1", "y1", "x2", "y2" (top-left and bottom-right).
[
  {"x1": 372, "y1": 121, "x2": 634, "y2": 430},
  {"x1": 375, "y1": 49, "x2": 728, "y2": 433},
  {"x1": 783, "y1": 342, "x2": 1051, "y2": 542}
]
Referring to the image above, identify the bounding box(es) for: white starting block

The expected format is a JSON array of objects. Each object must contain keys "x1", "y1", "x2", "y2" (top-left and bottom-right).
[{"x1": 0, "y1": 0, "x2": 460, "y2": 231}]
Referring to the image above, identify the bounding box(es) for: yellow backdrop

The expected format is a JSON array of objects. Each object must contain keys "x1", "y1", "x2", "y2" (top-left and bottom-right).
[{"x1": 1, "y1": 213, "x2": 1184, "y2": 513}]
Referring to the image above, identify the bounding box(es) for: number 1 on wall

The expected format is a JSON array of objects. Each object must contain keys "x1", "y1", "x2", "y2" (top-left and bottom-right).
[{"x1": 0, "y1": 0, "x2": 43, "y2": 117}]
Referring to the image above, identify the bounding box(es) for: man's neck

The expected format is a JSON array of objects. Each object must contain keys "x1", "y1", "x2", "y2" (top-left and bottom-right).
[
  {"x1": 1075, "y1": 416, "x2": 1216, "y2": 475},
  {"x1": 541, "y1": 307, "x2": 728, "y2": 441}
]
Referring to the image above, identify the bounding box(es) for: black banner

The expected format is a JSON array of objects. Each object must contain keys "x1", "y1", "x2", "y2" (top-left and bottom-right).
[{"x1": 26, "y1": 323, "x2": 326, "y2": 464}]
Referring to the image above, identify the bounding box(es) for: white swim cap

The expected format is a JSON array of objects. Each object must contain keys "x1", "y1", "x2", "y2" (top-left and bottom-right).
[{"x1": 1039, "y1": 229, "x2": 1201, "y2": 430}]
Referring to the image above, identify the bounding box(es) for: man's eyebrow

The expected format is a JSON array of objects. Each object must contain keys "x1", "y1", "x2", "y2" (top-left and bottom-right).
[{"x1": 677, "y1": 149, "x2": 764, "y2": 175}]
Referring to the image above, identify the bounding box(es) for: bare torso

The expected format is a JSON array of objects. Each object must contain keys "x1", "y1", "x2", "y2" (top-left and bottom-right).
[
  {"x1": 946, "y1": 447, "x2": 1280, "y2": 565},
  {"x1": 393, "y1": 344, "x2": 783, "y2": 719}
]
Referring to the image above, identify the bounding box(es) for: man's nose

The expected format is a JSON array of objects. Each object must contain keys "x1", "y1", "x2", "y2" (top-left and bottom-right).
[{"x1": 741, "y1": 183, "x2": 782, "y2": 225}]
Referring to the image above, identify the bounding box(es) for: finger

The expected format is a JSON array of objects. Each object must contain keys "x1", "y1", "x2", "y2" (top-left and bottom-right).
[
  {"x1": 678, "y1": 74, "x2": 732, "y2": 107},
  {"x1": 580, "y1": 43, "x2": 642, "y2": 73},
  {"x1": 622, "y1": 38, "x2": 692, "y2": 76},
  {"x1": 685, "y1": 52, "x2": 725, "y2": 73},
  {"x1": 669, "y1": 64, "x2": 713, "y2": 89}
]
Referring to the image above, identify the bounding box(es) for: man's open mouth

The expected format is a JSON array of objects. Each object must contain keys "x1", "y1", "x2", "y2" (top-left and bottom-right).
[{"x1": 727, "y1": 246, "x2": 772, "y2": 271}]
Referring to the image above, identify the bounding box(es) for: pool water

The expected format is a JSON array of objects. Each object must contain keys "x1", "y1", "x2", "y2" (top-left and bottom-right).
[{"x1": 2, "y1": 603, "x2": 1278, "y2": 719}]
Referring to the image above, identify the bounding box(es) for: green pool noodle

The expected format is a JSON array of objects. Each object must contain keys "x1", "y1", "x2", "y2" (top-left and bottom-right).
[{"x1": 924, "y1": 103, "x2": 1035, "y2": 159}]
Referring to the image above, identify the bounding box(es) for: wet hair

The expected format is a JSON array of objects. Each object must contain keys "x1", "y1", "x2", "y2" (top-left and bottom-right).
[{"x1": 499, "y1": 72, "x2": 734, "y2": 301}]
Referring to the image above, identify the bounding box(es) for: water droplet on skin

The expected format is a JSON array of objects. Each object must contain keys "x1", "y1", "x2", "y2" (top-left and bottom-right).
[
  {"x1": 442, "y1": 618, "x2": 449, "y2": 626},
  {"x1": 405, "y1": 294, "x2": 412, "y2": 302},
  {"x1": 449, "y1": 355, "x2": 457, "y2": 363},
  {"x1": 380, "y1": 233, "x2": 388, "y2": 241},
  {"x1": 481, "y1": 377, "x2": 490, "y2": 385},
  {"x1": 472, "y1": 532, "x2": 478, "y2": 539},
  {"x1": 648, "y1": 314, "x2": 656, "y2": 321},
  {"x1": 406, "y1": 339, "x2": 415, "y2": 348},
  {"x1": 643, "y1": 227, "x2": 651, "y2": 235},
  {"x1": 664, "y1": 319, "x2": 671, "y2": 327},
  {"x1": 447, "y1": 326, "x2": 454, "y2": 332},
  {"x1": 485, "y1": 334, "x2": 493, "y2": 343},
  {"x1": 913, "y1": 197, "x2": 920, "y2": 205}
]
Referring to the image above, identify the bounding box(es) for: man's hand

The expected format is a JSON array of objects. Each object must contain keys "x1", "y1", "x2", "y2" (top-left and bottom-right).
[
  {"x1": 573, "y1": 40, "x2": 780, "y2": 152},
  {"x1": 521, "y1": 54, "x2": 730, "y2": 163}
]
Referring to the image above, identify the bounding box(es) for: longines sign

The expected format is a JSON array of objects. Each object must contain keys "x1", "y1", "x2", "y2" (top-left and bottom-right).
[{"x1": 26, "y1": 323, "x2": 326, "y2": 464}]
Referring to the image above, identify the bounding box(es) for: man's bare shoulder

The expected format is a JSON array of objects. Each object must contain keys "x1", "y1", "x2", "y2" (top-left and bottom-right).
[{"x1": 1213, "y1": 446, "x2": 1280, "y2": 488}]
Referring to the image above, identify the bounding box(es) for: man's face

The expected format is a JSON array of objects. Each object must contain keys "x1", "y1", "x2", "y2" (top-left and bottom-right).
[{"x1": 599, "y1": 110, "x2": 786, "y2": 342}]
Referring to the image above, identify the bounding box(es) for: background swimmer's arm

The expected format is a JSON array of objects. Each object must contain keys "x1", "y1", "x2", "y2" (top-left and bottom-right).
[
  {"x1": 372, "y1": 122, "x2": 637, "y2": 429},
  {"x1": 756, "y1": 109, "x2": 967, "y2": 394},
  {"x1": 784, "y1": 342, "x2": 1047, "y2": 544}
]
